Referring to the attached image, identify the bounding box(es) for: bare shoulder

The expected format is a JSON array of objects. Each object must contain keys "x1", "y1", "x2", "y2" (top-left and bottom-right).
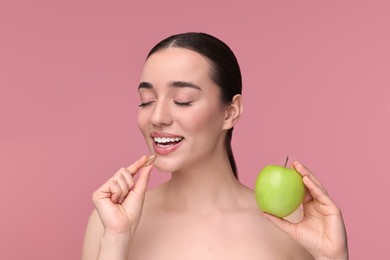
[
  {"x1": 239, "y1": 185, "x2": 313, "y2": 260},
  {"x1": 134, "y1": 182, "x2": 313, "y2": 259}
]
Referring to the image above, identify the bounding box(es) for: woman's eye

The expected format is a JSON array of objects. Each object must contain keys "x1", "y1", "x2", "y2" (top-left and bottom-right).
[
  {"x1": 174, "y1": 101, "x2": 192, "y2": 106},
  {"x1": 139, "y1": 101, "x2": 154, "y2": 107}
]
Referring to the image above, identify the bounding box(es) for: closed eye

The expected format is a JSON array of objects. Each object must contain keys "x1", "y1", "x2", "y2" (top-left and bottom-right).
[
  {"x1": 139, "y1": 101, "x2": 154, "y2": 107},
  {"x1": 174, "y1": 101, "x2": 192, "y2": 106}
]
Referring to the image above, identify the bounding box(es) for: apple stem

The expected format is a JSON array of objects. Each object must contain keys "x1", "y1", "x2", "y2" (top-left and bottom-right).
[{"x1": 284, "y1": 156, "x2": 289, "y2": 167}]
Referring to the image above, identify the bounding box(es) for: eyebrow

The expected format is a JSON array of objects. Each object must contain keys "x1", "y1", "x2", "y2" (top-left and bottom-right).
[
  {"x1": 138, "y1": 81, "x2": 202, "y2": 91},
  {"x1": 169, "y1": 81, "x2": 202, "y2": 90},
  {"x1": 138, "y1": 82, "x2": 153, "y2": 90}
]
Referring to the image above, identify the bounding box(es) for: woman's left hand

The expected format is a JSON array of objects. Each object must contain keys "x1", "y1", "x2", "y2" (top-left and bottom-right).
[{"x1": 262, "y1": 161, "x2": 349, "y2": 260}]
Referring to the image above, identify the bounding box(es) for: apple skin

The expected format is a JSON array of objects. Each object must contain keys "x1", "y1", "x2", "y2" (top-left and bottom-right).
[{"x1": 255, "y1": 165, "x2": 305, "y2": 218}]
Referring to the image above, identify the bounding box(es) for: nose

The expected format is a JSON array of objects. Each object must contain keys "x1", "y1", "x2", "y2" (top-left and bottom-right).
[{"x1": 150, "y1": 100, "x2": 173, "y2": 127}]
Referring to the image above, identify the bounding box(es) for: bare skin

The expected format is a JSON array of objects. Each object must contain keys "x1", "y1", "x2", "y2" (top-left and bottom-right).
[
  {"x1": 82, "y1": 47, "x2": 348, "y2": 260},
  {"x1": 83, "y1": 159, "x2": 313, "y2": 260},
  {"x1": 128, "y1": 180, "x2": 313, "y2": 259},
  {"x1": 82, "y1": 154, "x2": 347, "y2": 259}
]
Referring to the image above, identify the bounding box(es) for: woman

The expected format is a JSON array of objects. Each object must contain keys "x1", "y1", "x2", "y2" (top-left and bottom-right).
[{"x1": 82, "y1": 32, "x2": 348, "y2": 259}]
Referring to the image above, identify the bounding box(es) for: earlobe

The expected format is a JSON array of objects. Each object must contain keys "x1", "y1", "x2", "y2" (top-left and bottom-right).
[{"x1": 223, "y1": 94, "x2": 243, "y2": 130}]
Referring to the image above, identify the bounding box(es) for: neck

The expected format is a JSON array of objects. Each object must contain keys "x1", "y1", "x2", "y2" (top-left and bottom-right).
[{"x1": 163, "y1": 152, "x2": 243, "y2": 213}]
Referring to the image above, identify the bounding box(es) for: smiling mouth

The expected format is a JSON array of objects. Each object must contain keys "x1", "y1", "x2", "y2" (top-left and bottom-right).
[{"x1": 153, "y1": 136, "x2": 184, "y2": 148}]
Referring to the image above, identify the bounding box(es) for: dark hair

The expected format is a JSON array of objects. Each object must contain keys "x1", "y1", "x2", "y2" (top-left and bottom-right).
[{"x1": 146, "y1": 32, "x2": 242, "y2": 179}]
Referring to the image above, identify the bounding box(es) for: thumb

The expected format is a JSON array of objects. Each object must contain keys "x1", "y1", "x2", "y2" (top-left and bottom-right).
[
  {"x1": 131, "y1": 154, "x2": 156, "y2": 196},
  {"x1": 121, "y1": 164, "x2": 153, "y2": 219},
  {"x1": 132, "y1": 164, "x2": 153, "y2": 197},
  {"x1": 121, "y1": 163, "x2": 153, "y2": 210},
  {"x1": 262, "y1": 213, "x2": 297, "y2": 239}
]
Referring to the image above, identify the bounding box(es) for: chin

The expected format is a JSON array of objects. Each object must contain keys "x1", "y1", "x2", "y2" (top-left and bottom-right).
[
  {"x1": 153, "y1": 158, "x2": 182, "y2": 173},
  {"x1": 153, "y1": 163, "x2": 171, "y2": 173}
]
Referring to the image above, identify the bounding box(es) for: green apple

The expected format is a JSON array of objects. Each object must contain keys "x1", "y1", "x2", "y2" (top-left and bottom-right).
[{"x1": 255, "y1": 164, "x2": 305, "y2": 218}]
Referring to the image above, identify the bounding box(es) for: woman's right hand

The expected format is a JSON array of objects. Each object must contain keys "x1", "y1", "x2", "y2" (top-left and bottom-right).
[{"x1": 92, "y1": 155, "x2": 154, "y2": 236}]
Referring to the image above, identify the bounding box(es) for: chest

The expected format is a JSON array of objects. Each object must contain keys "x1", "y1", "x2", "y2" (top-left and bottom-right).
[{"x1": 128, "y1": 213, "x2": 297, "y2": 260}]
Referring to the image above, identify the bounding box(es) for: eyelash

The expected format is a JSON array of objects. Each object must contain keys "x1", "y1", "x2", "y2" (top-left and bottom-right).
[
  {"x1": 174, "y1": 101, "x2": 192, "y2": 106},
  {"x1": 139, "y1": 101, "x2": 192, "y2": 107},
  {"x1": 139, "y1": 101, "x2": 153, "y2": 107}
]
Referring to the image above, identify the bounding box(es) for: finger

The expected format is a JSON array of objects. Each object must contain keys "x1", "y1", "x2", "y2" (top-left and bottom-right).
[
  {"x1": 115, "y1": 174, "x2": 130, "y2": 204},
  {"x1": 292, "y1": 161, "x2": 328, "y2": 195},
  {"x1": 117, "y1": 167, "x2": 136, "y2": 190},
  {"x1": 303, "y1": 175, "x2": 334, "y2": 207},
  {"x1": 129, "y1": 164, "x2": 153, "y2": 202},
  {"x1": 126, "y1": 155, "x2": 148, "y2": 176},
  {"x1": 133, "y1": 154, "x2": 156, "y2": 196},
  {"x1": 93, "y1": 178, "x2": 120, "y2": 203},
  {"x1": 115, "y1": 167, "x2": 136, "y2": 190},
  {"x1": 108, "y1": 179, "x2": 122, "y2": 204},
  {"x1": 302, "y1": 187, "x2": 313, "y2": 204},
  {"x1": 262, "y1": 213, "x2": 297, "y2": 239}
]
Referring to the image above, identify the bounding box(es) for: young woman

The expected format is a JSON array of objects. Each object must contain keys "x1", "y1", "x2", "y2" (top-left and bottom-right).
[{"x1": 82, "y1": 32, "x2": 348, "y2": 260}]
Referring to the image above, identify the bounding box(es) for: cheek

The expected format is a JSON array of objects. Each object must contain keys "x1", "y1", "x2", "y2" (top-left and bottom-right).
[{"x1": 179, "y1": 104, "x2": 225, "y2": 134}]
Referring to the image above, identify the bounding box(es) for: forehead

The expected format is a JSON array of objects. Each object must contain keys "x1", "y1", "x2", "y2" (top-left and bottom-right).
[{"x1": 140, "y1": 47, "x2": 213, "y2": 83}]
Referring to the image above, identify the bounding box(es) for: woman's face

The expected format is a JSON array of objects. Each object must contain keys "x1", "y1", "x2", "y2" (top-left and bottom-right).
[{"x1": 137, "y1": 47, "x2": 228, "y2": 173}]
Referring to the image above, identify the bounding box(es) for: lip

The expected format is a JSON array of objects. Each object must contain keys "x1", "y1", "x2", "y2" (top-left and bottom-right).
[
  {"x1": 150, "y1": 131, "x2": 184, "y2": 155},
  {"x1": 151, "y1": 132, "x2": 183, "y2": 138}
]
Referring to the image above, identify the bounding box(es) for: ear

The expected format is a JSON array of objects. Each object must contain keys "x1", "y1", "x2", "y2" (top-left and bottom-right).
[{"x1": 223, "y1": 94, "x2": 243, "y2": 130}]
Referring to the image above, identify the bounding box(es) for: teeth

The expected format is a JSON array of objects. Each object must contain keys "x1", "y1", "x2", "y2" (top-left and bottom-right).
[{"x1": 153, "y1": 137, "x2": 183, "y2": 143}]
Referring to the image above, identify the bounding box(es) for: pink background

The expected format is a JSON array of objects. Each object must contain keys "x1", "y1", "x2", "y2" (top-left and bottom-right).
[{"x1": 1, "y1": 1, "x2": 389, "y2": 259}]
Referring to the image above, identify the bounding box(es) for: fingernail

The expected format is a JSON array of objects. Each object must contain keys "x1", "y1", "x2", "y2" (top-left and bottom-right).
[{"x1": 144, "y1": 154, "x2": 157, "y2": 167}]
